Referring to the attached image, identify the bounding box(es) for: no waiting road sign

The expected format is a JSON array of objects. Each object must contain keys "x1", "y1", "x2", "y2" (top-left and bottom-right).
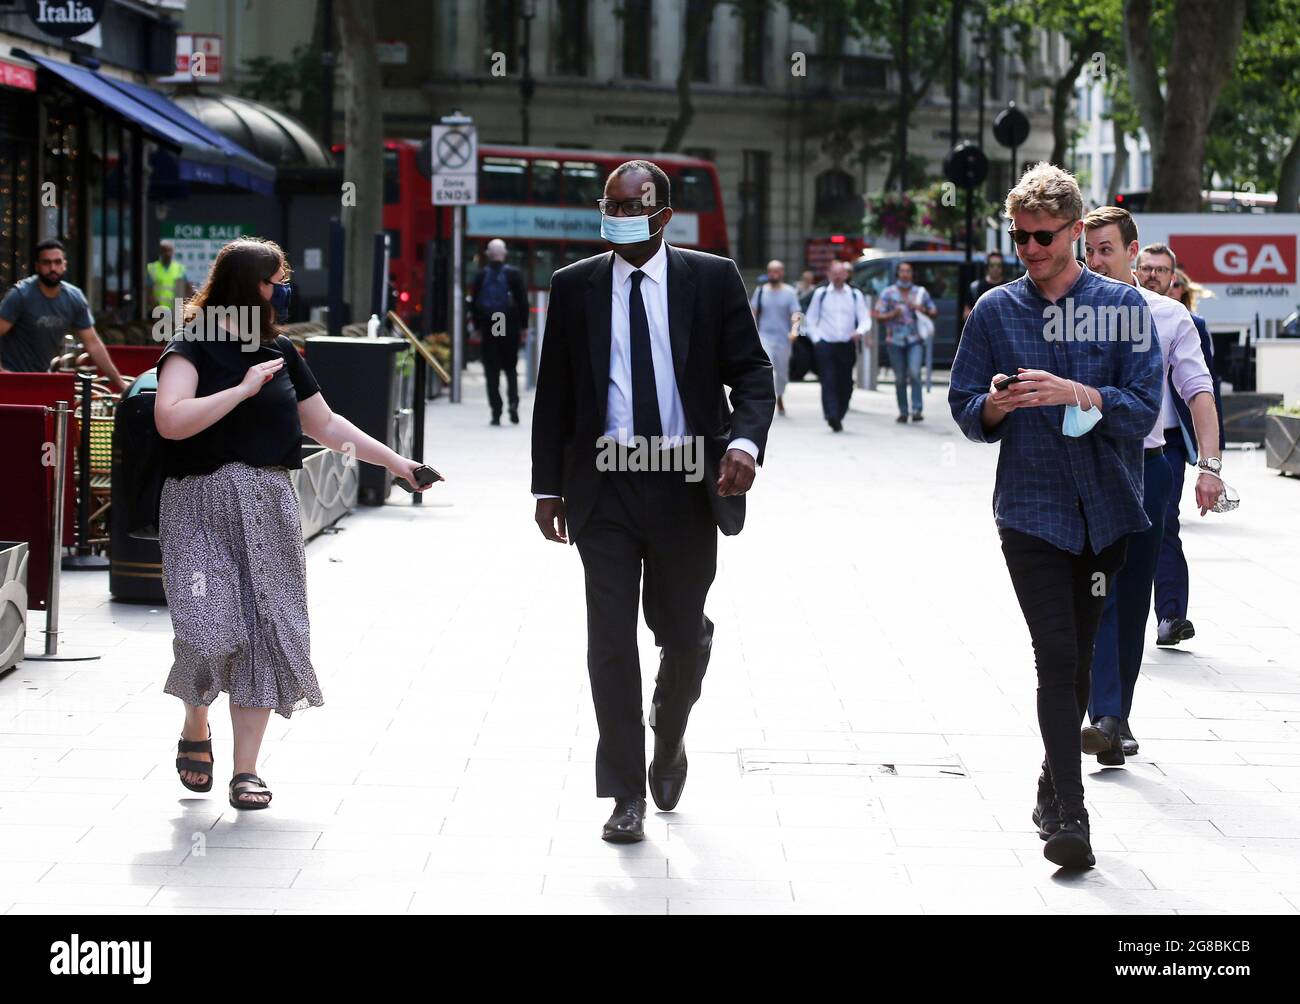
[{"x1": 432, "y1": 123, "x2": 477, "y2": 205}]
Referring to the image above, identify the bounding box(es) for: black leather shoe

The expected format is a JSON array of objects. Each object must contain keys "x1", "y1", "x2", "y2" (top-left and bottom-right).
[
  {"x1": 1119, "y1": 719, "x2": 1138, "y2": 757},
  {"x1": 490, "y1": 414, "x2": 501, "y2": 426},
  {"x1": 1081, "y1": 715, "x2": 1125, "y2": 765},
  {"x1": 1031, "y1": 775, "x2": 1061, "y2": 841},
  {"x1": 1156, "y1": 616, "x2": 1195, "y2": 647},
  {"x1": 895, "y1": 414, "x2": 909, "y2": 423},
  {"x1": 509, "y1": 408, "x2": 519, "y2": 424},
  {"x1": 649, "y1": 741, "x2": 688, "y2": 812},
  {"x1": 601, "y1": 797, "x2": 646, "y2": 843},
  {"x1": 1044, "y1": 812, "x2": 1094, "y2": 868},
  {"x1": 828, "y1": 418, "x2": 843, "y2": 432},
  {"x1": 911, "y1": 412, "x2": 924, "y2": 422}
]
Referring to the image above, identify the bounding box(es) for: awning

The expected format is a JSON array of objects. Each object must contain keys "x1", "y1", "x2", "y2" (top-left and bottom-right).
[{"x1": 15, "y1": 51, "x2": 276, "y2": 195}]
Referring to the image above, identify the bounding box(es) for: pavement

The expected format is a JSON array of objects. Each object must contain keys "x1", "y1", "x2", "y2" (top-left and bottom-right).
[{"x1": 2, "y1": 369, "x2": 1299, "y2": 915}]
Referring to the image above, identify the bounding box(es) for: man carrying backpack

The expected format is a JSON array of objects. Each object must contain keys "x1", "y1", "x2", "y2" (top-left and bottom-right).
[{"x1": 470, "y1": 238, "x2": 529, "y2": 425}]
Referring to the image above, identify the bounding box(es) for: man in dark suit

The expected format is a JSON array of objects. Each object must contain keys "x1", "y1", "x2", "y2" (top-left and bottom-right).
[
  {"x1": 531, "y1": 160, "x2": 775, "y2": 843},
  {"x1": 1138, "y1": 244, "x2": 1227, "y2": 656},
  {"x1": 469, "y1": 238, "x2": 530, "y2": 425}
]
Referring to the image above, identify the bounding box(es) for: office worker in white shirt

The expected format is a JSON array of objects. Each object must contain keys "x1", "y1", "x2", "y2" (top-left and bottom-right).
[
  {"x1": 803, "y1": 260, "x2": 870, "y2": 431},
  {"x1": 531, "y1": 161, "x2": 775, "y2": 843}
]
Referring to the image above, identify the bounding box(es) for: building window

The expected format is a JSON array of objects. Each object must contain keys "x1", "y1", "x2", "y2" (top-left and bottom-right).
[
  {"x1": 686, "y1": 0, "x2": 712, "y2": 82},
  {"x1": 0, "y1": 92, "x2": 37, "y2": 294},
  {"x1": 738, "y1": 150, "x2": 770, "y2": 267},
  {"x1": 1140, "y1": 151, "x2": 1152, "y2": 188},
  {"x1": 555, "y1": 0, "x2": 590, "y2": 77},
  {"x1": 622, "y1": 0, "x2": 651, "y2": 79},
  {"x1": 484, "y1": 0, "x2": 518, "y2": 67},
  {"x1": 813, "y1": 168, "x2": 860, "y2": 232},
  {"x1": 843, "y1": 56, "x2": 888, "y2": 90},
  {"x1": 740, "y1": 5, "x2": 765, "y2": 85},
  {"x1": 1101, "y1": 152, "x2": 1114, "y2": 192}
]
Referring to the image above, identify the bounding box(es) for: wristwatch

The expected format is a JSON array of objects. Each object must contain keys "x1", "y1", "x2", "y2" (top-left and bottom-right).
[{"x1": 1197, "y1": 457, "x2": 1222, "y2": 475}]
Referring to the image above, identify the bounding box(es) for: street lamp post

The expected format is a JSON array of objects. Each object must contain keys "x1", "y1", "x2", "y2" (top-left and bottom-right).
[{"x1": 520, "y1": 0, "x2": 537, "y2": 145}]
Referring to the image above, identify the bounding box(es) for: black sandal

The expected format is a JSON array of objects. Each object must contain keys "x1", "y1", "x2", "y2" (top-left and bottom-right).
[
  {"x1": 175, "y1": 728, "x2": 214, "y2": 793},
  {"x1": 229, "y1": 773, "x2": 273, "y2": 810}
]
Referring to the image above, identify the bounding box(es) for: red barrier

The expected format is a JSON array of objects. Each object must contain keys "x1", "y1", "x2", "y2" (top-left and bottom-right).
[
  {"x1": 0, "y1": 404, "x2": 66, "y2": 610},
  {"x1": 0, "y1": 374, "x2": 79, "y2": 548},
  {"x1": 106, "y1": 345, "x2": 163, "y2": 378}
]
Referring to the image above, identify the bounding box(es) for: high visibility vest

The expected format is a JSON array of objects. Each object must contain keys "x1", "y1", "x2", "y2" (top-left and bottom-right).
[{"x1": 147, "y1": 259, "x2": 186, "y2": 304}]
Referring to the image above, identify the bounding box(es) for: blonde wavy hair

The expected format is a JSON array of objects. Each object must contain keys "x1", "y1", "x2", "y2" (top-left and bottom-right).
[{"x1": 1004, "y1": 162, "x2": 1084, "y2": 223}]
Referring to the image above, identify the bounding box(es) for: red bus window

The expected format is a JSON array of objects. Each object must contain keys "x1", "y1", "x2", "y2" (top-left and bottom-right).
[
  {"x1": 562, "y1": 161, "x2": 603, "y2": 207},
  {"x1": 383, "y1": 150, "x2": 400, "y2": 205},
  {"x1": 532, "y1": 159, "x2": 561, "y2": 203},
  {"x1": 482, "y1": 157, "x2": 527, "y2": 202},
  {"x1": 675, "y1": 167, "x2": 717, "y2": 212}
]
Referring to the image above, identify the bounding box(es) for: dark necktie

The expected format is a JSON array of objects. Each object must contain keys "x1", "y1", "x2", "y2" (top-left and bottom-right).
[{"x1": 628, "y1": 270, "x2": 663, "y2": 440}]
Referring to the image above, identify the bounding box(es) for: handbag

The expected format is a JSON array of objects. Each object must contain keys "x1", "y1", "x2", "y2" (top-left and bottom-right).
[{"x1": 913, "y1": 288, "x2": 935, "y2": 341}]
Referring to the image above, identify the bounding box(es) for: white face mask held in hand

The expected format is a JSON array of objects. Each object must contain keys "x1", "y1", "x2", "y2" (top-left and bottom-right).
[
  {"x1": 1197, "y1": 470, "x2": 1241, "y2": 513},
  {"x1": 1062, "y1": 380, "x2": 1101, "y2": 437}
]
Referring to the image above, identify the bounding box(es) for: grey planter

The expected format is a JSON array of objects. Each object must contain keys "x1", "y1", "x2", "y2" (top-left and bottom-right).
[
  {"x1": 1223, "y1": 392, "x2": 1284, "y2": 445},
  {"x1": 1265, "y1": 414, "x2": 1300, "y2": 476},
  {"x1": 0, "y1": 541, "x2": 29, "y2": 675}
]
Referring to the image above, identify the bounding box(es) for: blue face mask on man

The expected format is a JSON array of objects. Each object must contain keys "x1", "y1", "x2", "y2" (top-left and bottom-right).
[
  {"x1": 1062, "y1": 379, "x2": 1102, "y2": 437},
  {"x1": 600, "y1": 207, "x2": 667, "y2": 245}
]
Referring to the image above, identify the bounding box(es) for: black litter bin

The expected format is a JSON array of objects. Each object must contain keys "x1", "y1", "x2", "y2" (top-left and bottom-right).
[
  {"x1": 110, "y1": 369, "x2": 166, "y2": 603},
  {"x1": 304, "y1": 336, "x2": 412, "y2": 505}
]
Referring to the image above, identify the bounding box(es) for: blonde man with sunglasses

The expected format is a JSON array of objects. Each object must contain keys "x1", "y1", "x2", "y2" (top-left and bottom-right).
[{"x1": 948, "y1": 163, "x2": 1162, "y2": 870}]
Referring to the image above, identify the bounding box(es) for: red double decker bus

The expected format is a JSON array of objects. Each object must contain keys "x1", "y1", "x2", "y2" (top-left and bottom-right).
[{"x1": 370, "y1": 141, "x2": 729, "y2": 318}]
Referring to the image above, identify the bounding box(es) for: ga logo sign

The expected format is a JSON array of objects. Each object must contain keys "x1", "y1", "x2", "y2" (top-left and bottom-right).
[{"x1": 1172, "y1": 234, "x2": 1296, "y2": 284}]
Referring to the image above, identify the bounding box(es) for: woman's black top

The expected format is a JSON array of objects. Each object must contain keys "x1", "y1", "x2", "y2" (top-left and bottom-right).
[{"x1": 157, "y1": 333, "x2": 321, "y2": 478}]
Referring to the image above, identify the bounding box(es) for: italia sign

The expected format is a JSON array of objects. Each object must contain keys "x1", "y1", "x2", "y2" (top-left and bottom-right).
[{"x1": 25, "y1": 0, "x2": 105, "y2": 38}]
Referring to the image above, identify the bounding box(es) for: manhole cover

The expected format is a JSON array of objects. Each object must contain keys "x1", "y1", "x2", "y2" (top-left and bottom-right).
[{"x1": 738, "y1": 749, "x2": 967, "y2": 778}]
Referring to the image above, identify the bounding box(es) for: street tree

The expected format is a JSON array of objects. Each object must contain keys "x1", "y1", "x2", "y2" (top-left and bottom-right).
[{"x1": 336, "y1": 0, "x2": 383, "y2": 323}]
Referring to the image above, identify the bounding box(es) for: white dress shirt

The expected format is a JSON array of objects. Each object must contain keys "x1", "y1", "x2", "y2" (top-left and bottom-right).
[
  {"x1": 1134, "y1": 283, "x2": 1214, "y2": 449},
  {"x1": 534, "y1": 243, "x2": 758, "y2": 500},
  {"x1": 805, "y1": 283, "x2": 869, "y2": 343}
]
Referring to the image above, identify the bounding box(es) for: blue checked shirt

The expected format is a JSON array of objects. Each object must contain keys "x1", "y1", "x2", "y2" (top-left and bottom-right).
[{"x1": 948, "y1": 265, "x2": 1163, "y2": 555}]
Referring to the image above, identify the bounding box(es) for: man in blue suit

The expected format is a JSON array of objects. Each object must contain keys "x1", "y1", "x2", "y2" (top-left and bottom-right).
[{"x1": 1137, "y1": 245, "x2": 1226, "y2": 664}]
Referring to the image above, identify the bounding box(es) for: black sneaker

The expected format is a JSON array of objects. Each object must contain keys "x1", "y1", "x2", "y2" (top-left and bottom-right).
[
  {"x1": 1044, "y1": 813, "x2": 1095, "y2": 869},
  {"x1": 911, "y1": 412, "x2": 924, "y2": 422},
  {"x1": 1156, "y1": 617, "x2": 1195, "y2": 647},
  {"x1": 490, "y1": 414, "x2": 501, "y2": 426},
  {"x1": 1032, "y1": 777, "x2": 1061, "y2": 841},
  {"x1": 828, "y1": 418, "x2": 843, "y2": 432},
  {"x1": 895, "y1": 415, "x2": 909, "y2": 424},
  {"x1": 509, "y1": 408, "x2": 519, "y2": 424}
]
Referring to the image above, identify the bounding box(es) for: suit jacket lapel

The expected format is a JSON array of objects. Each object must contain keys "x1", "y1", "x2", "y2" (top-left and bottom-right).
[
  {"x1": 666, "y1": 245, "x2": 693, "y2": 387},
  {"x1": 586, "y1": 252, "x2": 614, "y2": 428}
]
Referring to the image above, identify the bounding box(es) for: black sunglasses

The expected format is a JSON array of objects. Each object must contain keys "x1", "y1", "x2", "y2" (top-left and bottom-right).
[{"x1": 1007, "y1": 220, "x2": 1075, "y2": 247}]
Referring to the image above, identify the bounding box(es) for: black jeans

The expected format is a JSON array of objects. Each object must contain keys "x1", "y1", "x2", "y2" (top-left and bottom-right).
[
  {"x1": 481, "y1": 333, "x2": 520, "y2": 416},
  {"x1": 999, "y1": 527, "x2": 1128, "y2": 815},
  {"x1": 813, "y1": 340, "x2": 855, "y2": 422}
]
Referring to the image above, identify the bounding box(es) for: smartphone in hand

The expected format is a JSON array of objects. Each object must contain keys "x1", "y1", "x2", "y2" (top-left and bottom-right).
[
  {"x1": 994, "y1": 375, "x2": 1022, "y2": 391},
  {"x1": 393, "y1": 464, "x2": 444, "y2": 492}
]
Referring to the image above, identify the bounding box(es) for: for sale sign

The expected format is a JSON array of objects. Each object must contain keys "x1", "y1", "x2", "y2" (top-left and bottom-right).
[{"x1": 1132, "y1": 214, "x2": 1300, "y2": 331}]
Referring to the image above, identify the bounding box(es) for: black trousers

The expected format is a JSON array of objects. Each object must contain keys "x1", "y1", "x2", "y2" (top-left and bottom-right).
[
  {"x1": 999, "y1": 527, "x2": 1128, "y2": 816},
  {"x1": 481, "y1": 333, "x2": 519, "y2": 416},
  {"x1": 813, "y1": 340, "x2": 855, "y2": 421},
  {"x1": 574, "y1": 467, "x2": 718, "y2": 799}
]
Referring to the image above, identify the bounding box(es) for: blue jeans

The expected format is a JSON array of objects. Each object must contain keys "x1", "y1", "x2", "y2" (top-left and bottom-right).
[
  {"x1": 887, "y1": 340, "x2": 924, "y2": 416},
  {"x1": 1089, "y1": 451, "x2": 1174, "y2": 721}
]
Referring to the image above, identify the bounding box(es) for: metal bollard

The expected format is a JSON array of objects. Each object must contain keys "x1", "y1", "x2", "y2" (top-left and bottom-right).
[{"x1": 526, "y1": 289, "x2": 547, "y2": 391}]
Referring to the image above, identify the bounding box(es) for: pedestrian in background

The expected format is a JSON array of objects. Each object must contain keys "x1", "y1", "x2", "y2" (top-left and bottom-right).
[
  {"x1": 154, "y1": 237, "x2": 434, "y2": 811},
  {"x1": 803, "y1": 260, "x2": 869, "y2": 432},
  {"x1": 0, "y1": 239, "x2": 129, "y2": 391},
  {"x1": 469, "y1": 238, "x2": 529, "y2": 426},
  {"x1": 1142, "y1": 250, "x2": 1227, "y2": 651},
  {"x1": 949, "y1": 163, "x2": 1162, "y2": 869},
  {"x1": 964, "y1": 250, "x2": 1007, "y2": 321},
  {"x1": 147, "y1": 239, "x2": 190, "y2": 332},
  {"x1": 873, "y1": 261, "x2": 935, "y2": 423},
  {"x1": 750, "y1": 259, "x2": 801, "y2": 416}
]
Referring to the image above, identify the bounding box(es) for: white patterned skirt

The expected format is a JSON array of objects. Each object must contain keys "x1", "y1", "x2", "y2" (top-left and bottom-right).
[{"x1": 159, "y1": 462, "x2": 323, "y2": 718}]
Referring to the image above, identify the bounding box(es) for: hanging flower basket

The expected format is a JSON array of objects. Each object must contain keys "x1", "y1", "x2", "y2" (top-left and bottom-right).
[{"x1": 864, "y1": 191, "x2": 918, "y2": 240}]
